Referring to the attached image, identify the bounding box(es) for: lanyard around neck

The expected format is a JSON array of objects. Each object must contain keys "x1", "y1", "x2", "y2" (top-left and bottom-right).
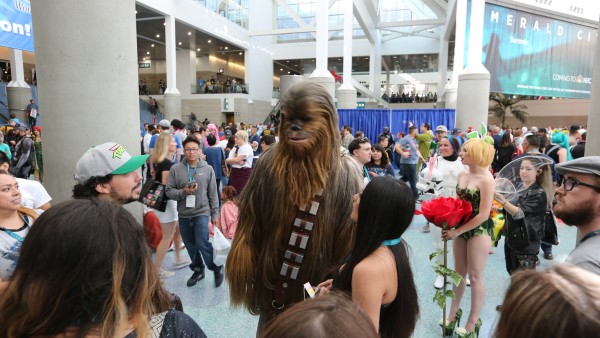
[
  {"x1": 186, "y1": 163, "x2": 197, "y2": 183},
  {"x1": 0, "y1": 216, "x2": 29, "y2": 242},
  {"x1": 580, "y1": 230, "x2": 600, "y2": 244}
]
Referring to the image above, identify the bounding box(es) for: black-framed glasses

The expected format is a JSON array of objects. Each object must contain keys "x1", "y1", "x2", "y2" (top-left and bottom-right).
[
  {"x1": 356, "y1": 137, "x2": 370, "y2": 144},
  {"x1": 561, "y1": 177, "x2": 600, "y2": 192}
]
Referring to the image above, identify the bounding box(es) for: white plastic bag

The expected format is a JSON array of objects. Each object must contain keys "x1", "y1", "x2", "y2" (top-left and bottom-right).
[{"x1": 213, "y1": 226, "x2": 231, "y2": 266}]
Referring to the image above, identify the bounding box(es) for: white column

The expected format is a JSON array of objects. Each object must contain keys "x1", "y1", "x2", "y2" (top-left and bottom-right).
[
  {"x1": 585, "y1": 14, "x2": 600, "y2": 156},
  {"x1": 446, "y1": 0, "x2": 468, "y2": 109},
  {"x1": 31, "y1": 0, "x2": 141, "y2": 204},
  {"x1": 456, "y1": 0, "x2": 490, "y2": 131},
  {"x1": 369, "y1": 31, "x2": 382, "y2": 103},
  {"x1": 176, "y1": 49, "x2": 196, "y2": 97},
  {"x1": 7, "y1": 49, "x2": 29, "y2": 88},
  {"x1": 6, "y1": 48, "x2": 31, "y2": 122},
  {"x1": 337, "y1": 0, "x2": 357, "y2": 109},
  {"x1": 246, "y1": 0, "x2": 274, "y2": 119},
  {"x1": 310, "y1": 0, "x2": 334, "y2": 97},
  {"x1": 163, "y1": 14, "x2": 181, "y2": 121},
  {"x1": 437, "y1": 37, "x2": 449, "y2": 106}
]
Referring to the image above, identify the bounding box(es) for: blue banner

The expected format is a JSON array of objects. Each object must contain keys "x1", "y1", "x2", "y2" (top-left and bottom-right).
[
  {"x1": 0, "y1": 0, "x2": 33, "y2": 51},
  {"x1": 465, "y1": 2, "x2": 596, "y2": 99}
]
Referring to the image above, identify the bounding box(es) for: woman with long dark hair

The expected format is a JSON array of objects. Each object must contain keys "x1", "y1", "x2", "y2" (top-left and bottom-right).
[
  {"x1": 0, "y1": 198, "x2": 205, "y2": 337},
  {"x1": 366, "y1": 143, "x2": 395, "y2": 177},
  {"x1": 0, "y1": 170, "x2": 37, "y2": 290},
  {"x1": 320, "y1": 176, "x2": 419, "y2": 338}
]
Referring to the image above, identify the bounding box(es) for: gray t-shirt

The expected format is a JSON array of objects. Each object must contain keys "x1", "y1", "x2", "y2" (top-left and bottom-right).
[
  {"x1": 0, "y1": 216, "x2": 33, "y2": 280},
  {"x1": 566, "y1": 234, "x2": 600, "y2": 275}
]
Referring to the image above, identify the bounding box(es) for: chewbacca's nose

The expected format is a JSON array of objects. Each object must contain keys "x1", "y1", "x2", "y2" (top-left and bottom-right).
[{"x1": 291, "y1": 124, "x2": 301, "y2": 131}]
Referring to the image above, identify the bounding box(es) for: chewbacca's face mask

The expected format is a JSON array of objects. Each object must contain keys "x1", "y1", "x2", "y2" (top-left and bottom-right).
[{"x1": 280, "y1": 107, "x2": 330, "y2": 153}]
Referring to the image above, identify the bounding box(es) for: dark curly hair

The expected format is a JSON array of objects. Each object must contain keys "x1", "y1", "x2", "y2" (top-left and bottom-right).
[{"x1": 72, "y1": 175, "x2": 114, "y2": 199}]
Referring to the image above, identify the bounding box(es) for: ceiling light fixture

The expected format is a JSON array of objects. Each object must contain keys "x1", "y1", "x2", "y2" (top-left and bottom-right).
[
  {"x1": 178, "y1": 42, "x2": 182, "y2": 45},
  {"x1": 188, "y1": 32, "x2": 192, "y2": 35},
  {"x1": 225, "y1": 46, "x2": 228, "y2": 50},
  {"x1": 197, "y1": 48, "x2": 201, "y2": 51},
  {"x1": 163, "y1": 22, "x2": 166, "y2": 26},
  {"x1": 208, "y1": 39, "x2": 212, "y2": 43},
  {"x1": 156, "y1": 34, "x2": 160, "y2": 38},
  {"x1": 239, "y1": 52, "x2": 243, "y2": 55},
  {"x1": 151, "y1": 44, "x2": 154, "y2": 47},
  {"x1": 146, "y1": 51, "x2": 150, "y2": 55}
]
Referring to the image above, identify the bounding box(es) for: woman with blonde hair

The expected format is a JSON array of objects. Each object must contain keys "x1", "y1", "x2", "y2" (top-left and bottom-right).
[
  {"x1": 495, "y1": 264, "x2": 600, "y2": 338},
  {"x1": 225, "y1": 130, "x2": 253, "y2": 194},
  {"x1": 151, "y1": 133, "x2": 188, "y2": 278},
  {"x1": 441, "y1": 137, "x2": 496, "y2": 337},
  {"x1": 0, "y1": 199, "x2": 205, "y2": 337}
]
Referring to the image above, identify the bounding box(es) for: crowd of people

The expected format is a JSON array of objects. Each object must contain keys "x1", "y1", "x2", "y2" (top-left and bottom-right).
[{"x1": 0, "y1": 81, "x2": 598, "y2": 337}]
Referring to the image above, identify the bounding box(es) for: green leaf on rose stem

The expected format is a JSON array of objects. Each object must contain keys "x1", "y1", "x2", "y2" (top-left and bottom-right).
[
  {"x1": 433, "y1": 265, "x2": 445, "y2": 276},
  {"x1": 433, "y1": 292, "x2": 446, "y2": 309},
  {"x1": 448, "y1": 271, "x2": 464, "y2": 286},
  {"x1": 444, "y1": 290, "x2": 456, "y2": 299},
  {"x1": 429, "y1": 249, "x2": 444, "y2": 261}
]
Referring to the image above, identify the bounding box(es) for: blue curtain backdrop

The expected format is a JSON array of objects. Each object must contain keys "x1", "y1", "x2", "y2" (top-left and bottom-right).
[
  {"x1": 390, "y1": 109, "x2": 455, "y2": 135},
  {"x1": 337, "y1": 109, "x2": 390, "y2": 142},
  {"x1": 338, "y1": 109, "x2": 455, "y2": 142}
]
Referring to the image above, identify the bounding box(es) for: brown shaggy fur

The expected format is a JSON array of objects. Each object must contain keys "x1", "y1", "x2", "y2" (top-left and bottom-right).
[{"x1": 226, "y1": 81, "x2": 363, "y2": 316}]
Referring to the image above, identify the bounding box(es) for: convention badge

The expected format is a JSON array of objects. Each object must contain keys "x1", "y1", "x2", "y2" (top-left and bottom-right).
[
  {"x1": 186, "y1": 194, "x2": 196, "y2": 208},
  {"x1": 304, "y1": 282, "x2": 316, "y2": 299}
]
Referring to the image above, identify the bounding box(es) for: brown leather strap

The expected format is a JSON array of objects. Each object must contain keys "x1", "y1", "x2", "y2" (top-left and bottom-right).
[{"x1": 269, "y1": 188, "x2": 323, "y2": 316}]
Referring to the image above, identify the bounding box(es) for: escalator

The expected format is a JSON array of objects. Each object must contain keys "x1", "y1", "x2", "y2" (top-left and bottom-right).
[{"x1": 263, "y1": 99, "x2": 281, "y2": 129}]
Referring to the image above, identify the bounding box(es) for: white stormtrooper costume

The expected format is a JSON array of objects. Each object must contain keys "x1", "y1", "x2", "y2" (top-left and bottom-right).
[{"x1": 418, "y1": 154, "x2": 468, "y2": 288}]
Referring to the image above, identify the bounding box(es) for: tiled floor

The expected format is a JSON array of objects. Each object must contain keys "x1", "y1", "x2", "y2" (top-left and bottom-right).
[{"x1": 161, "y1": 215, "x2": 577, "y2": 337}]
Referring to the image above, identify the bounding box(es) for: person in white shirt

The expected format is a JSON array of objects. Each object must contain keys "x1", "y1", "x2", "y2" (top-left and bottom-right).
[{"x1": 225, "y1": 130, "x2": 253, "y2": 194}]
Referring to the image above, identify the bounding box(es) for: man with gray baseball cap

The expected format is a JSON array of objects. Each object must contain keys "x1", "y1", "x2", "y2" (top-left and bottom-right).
[
  {"x1": 73, "y1": 142, "x2": 148, "y2": 204},
  {"x1": 554, "y1": 156, "x2": 600, "y2": 275}
]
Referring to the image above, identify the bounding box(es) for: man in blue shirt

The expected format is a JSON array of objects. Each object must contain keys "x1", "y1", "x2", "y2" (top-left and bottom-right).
[{"x1": 396, "y1": 126, "x2": 420, "y2": 198}]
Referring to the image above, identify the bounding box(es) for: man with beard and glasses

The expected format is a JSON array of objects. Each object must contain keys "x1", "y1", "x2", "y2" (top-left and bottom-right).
[
  {"x1": 73, "y1": 142, "x2": 146, "y2": 204},
  {"x1": 554, "y1": 156, "x2": 600, "y2": 275}
]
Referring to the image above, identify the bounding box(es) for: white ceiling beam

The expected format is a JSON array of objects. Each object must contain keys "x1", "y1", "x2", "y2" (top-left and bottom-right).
[
  {"x1": 423, "y1": 0, "x2": 446, "y2": 18},
  {"x1": 275, "y1": 0, "x2": 311, "y2": 28},
  {"x1": 136, "y1": 16, "x2": 164, "y2": 21},
  {"x1": 378, "y1": 18, "x2": 445, "y2": 28},
  {"x1": 441, "y1": 0, "x2": 457, "y2": 41},
  {"x1": 307, "y1": 0, "x2": 338, "y2": 27},
  {"x1": 249, "y1": 24, "x2": 349, "y2": 37},
  {"x1": 353, "y1": 0, "x2": 378, "y2": 43},
  {"x1": 382, "y1": 31, "x2": 439, "y2": 42}
]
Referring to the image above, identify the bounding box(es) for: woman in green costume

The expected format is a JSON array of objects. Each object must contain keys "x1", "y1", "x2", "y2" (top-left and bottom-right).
[{"x1": 441, "y1": 137, "x2": 495, "y2": 338}]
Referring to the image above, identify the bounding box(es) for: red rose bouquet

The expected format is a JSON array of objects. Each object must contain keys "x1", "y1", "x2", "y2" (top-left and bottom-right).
[{"x1": 420, "y1": 197, "x2": 472, "y2": 336}]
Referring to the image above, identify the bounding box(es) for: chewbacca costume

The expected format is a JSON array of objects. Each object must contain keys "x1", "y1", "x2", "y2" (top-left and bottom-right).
[{"x1": 226, "y1": 82, "x2": 363, "y2": 328}]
